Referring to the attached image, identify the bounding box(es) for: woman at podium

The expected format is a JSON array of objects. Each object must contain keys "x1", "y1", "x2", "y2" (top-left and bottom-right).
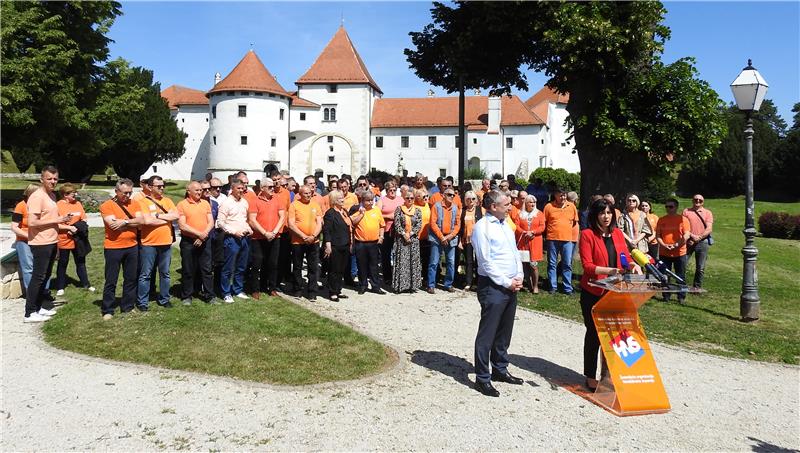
[{"x1": 578, "y1": 198, "x2": 640, "y2": 391}]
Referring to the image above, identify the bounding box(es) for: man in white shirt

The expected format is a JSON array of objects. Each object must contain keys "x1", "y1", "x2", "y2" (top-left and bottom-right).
[
  {"x1": 216, "y1": 179, "x2": 252, "y2": 303},
  {"x1": 471, "y1": 190, "x2": 525, "y2": 397}
]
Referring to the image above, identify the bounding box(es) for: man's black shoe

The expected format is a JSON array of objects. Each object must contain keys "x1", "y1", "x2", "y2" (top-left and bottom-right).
[
  {"x1": 358, "y1": 287, "x2": 366, "y2": 295},
  {"x1": 370, "y1": 288, "x2": 386, "y2": 295},
  {"x1": 475, "y1": 381, "x2": 500, "y2": 397},
  {"x1": 491, "y1": 371, "x2": 524, "y2": 385},
  {"x1": 338, "y1": 294, "x2": 348, "y2": 299},
  {"x1": 160, "y1": 302, "x2": 173, "y2": 308}
]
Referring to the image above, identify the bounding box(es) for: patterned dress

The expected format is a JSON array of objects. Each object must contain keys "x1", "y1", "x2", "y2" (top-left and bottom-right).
[{"x1": 391, "y1": 205, "x2": 423, "y2": 292}]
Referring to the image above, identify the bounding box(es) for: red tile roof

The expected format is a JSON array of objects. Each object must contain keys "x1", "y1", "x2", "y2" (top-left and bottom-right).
[
  {"x1": 288, "y1": 91, "x2": 320, "y2": 108},
  {"x1": 371, "y1": 96, "x2": 544, "y2": 129},
  {"x1": 524, "y1": 86, "x2": 569, "y2": 124},
  {"x1": 161, "y1": 85, "x2": 209, "y2": 109},
  {"x1": 296, "y1": 26, "x2": 382, "y2": 94},
  {"x1": 207, "y1": 50, "x2": 289, "y2": 97}
]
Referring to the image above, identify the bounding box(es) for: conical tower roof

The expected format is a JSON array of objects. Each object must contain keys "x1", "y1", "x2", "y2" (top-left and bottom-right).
[
  {"x1": 296, "y1": 26, "x2": 382, "y2": 94},
  {"x1": 208, "y1": 50, "x2": 289, "y2": 97}
]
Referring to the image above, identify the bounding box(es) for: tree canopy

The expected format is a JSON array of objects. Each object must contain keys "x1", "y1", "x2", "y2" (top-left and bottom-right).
[{"x1": 406, "y1": 1, "x2": 727, "y2": 205}]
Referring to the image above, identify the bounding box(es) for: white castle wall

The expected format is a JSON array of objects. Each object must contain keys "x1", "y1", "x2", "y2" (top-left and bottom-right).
[
  {"x1": 543, "y1": 103, "x2": 580, "y2": 173},
  {"x1": 143, "y1": 105, "x2": 210, "y2": 181}
]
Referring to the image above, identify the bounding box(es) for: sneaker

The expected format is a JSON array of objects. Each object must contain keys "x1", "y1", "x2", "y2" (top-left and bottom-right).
[
  {"x1": 38, "y1": 308, "x2": 57, "y2": 316},
  {"x1": 56, "y1": 289, "x2": 65, "y2": 297},
  {"x1": 136, "y1": 305, "x2": 149, "y2": 312},
  {"x1": 223, "y1": 295, "x2": 234, "y2": 304},
  {"x1": 182, "y1": 298, "x2": 192, "y2": 306},
  {"x1": 159, "y1": 301, "x2": 173, "y2": 308},
  {"x1": 102, "y1": 313, "x2": 113, "y2": 321},
  {"x1": 206, "y1": 297, "x2": 221, "y2": 305},
  {"x1": 235, "y1": 293, "x2": 249, "y2": 300},
  {"x1": 87, "y1": 286, "x2": 96, "y2": 292},
  {"x1": 24, "y1": 312, "x2": 50, "y2": 323}
]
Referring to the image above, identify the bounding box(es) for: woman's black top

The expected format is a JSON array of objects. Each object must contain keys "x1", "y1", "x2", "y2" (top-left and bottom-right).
[
  {"x1": 603, "y1": 235, "x2": 617, "y2": 268},
  {"x1": 322, "y1": 208, "x2": 351, "y2": 247}
]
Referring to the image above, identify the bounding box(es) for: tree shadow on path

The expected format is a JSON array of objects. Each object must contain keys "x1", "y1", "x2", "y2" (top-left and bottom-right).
[{"x1": 410, "y1": 350, "x2": 473, "y2": 389}]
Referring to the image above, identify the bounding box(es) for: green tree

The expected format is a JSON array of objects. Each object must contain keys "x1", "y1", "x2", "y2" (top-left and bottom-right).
[
  {"x1": 406, "y1": 2, "x2": 727, "y2": 204},
  {"x1": 95, "y1": 59, "x2": 185, "y2": 181},
  {"x1": 1, "y1": 1, "x2": 121, "y2": 177}
]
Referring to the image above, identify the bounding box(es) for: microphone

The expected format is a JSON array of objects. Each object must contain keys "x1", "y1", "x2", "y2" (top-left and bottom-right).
[
  {"x1": 657, "y1": 260, "x2": 686, "y2": 284},
  {"x1": 619, "y1": 252, "x2": 631, "y2": 282},
  {"x1": 630, "y1": 249, "x2": 668, "y2": 287}
]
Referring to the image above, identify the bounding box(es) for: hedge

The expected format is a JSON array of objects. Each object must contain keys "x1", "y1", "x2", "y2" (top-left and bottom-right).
[{"x1": 758, "y1": 211, "x2": 800, "y2": 240}]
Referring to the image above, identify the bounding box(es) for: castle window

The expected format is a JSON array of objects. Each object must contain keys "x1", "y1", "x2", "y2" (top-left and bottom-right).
[
  {"x1": 327, "y1": 136, "x2": 334, "y2": 143},
  {"x1": 428, "y1": 136, "x2": 437, "y2": 149},
  {"x1": 439, "y1": 168, "x2": 447, "y2": 178},
  {"x1": 328, "y1": 84, "x2": 338, "y2": 93},
  {"x1": 329, "y1": 146, "x2": 334, "y2": 152},
  {"x1": 401, "y1": 136, "x2": 409, "y2": 148},
  {"x1": 213, "y1": 136, "x2": 216, "y2": 145},
  {"x1": 212, "y1": 106, "x2": 217, "y2": 119},
  {"x1": 506, "y1": 137, "x2": 514, "y2": 149},
  {"x1": 279, "y1": 108, "x2": 284, "y2": 120},
  {"x1": 255, "y1": 92, "x2": 263, "y2": 96},
  {"x1": 323, "y1": 105, "x2": 337, "y2": 122},
  {"x1": 328, "y1": 155, "x2": 335, "y2": 163},
  {"x1": 541, "y1": 139, "x2": 544, "y2": 145},
  {"x1": 473, "y1": 138, "x2": 478, "y2": 145},
  {"x1": 454, "y1": 136, "x2": 460, "y2": 149},
  {"x1": 269, "y1": 93, "x2": 275, "y2": 98},
  {"x1": 226, "y1": 92, "x2": 234, "y2": 97},
  {"x1": 241, "y1": 91, "x2": 250, "y2": 96},
  {"x1": 241, "y1": 136, "x2": 248, "y2": 145},
  {"x1": 271, "y1": 138, "x2": 276, "y2": 147},
  {"x1": 375, "y1": 136, "x2": 383, "y2": 148},
  {"x1": 300, "y1": 112, "x2": 306, "y2": 121},
  {"x1": 238, "y1": 105, "x2": 247, "y2": 117}
]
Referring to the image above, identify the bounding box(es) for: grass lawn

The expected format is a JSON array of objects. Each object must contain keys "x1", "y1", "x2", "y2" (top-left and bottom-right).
[
  {"x1": 40, "y1": 228, "x2": 394, "y2": 385},
  {"x1": 519, "y1": 196, "x2": 800, "y2": 365}
]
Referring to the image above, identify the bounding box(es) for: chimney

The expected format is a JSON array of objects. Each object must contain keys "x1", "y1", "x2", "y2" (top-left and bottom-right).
[
  {"x1": 427, "y1": 89, "x2": 435, "y2": 98},
  {"x1": 487, "y1": 96, "x2": 501, "y2": 133},
  {"x1": 473, "y1": 88, "x2": 481, "y2": 96},
  {"x1": 214, "y1": 72, "x2": 221, "y2": 85}
]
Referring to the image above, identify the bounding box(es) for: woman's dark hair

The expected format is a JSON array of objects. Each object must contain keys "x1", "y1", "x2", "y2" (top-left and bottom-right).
[{"x1": 589, "y1": 198, "x2": 616, "y2": 235}]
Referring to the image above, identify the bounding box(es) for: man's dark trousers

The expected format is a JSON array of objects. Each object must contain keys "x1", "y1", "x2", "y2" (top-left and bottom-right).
[
  {"x1": 355, "y1": 240, "x2": 381, "y2": 290},
  {"x1": 250, "y1": 238, "x2": 281, "y2": 293},
  {"x1": 24, "y1": 244, "x2": 57, "y2": 317},
  {"x1": 180, "y1": 237, "x2": 213, "y2": 300},
  {"x1": 102, "y1": 246, "x2": 138, "y2": 315},
  {"x1": 291, "y1": 243, "x2": 320, "y2": 296},
  {"x1": 474, "y1": 275, "x2": 517, "y2": 383}
]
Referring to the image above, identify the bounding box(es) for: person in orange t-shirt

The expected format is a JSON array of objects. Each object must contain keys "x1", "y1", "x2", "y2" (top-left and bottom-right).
[
  {"x1": 350, "y1": 191, "x2": 385, "y2": 295},
  {"x1": 99, "y1": 178, "x2": 145, "y2": 318},
  {"x1": 414, "y1": 189, "x2": 432, "y2": 288},
  {"x1": 177, "y1": 181, "x2": 215, "y2": 304},
  {"x1": 270, "y1": 171, "x2": 293, "y2": 288},
  {"x1": 247, "y1": 179, "x2": 286, "y2": 297},
  {"x1": 656, "y1": 198, "x2": 691, "y2": 303},
  {"x1": 543, "y1": 188, "x2": 579, "y2": 294},
  {"x1": 287, "y1": 185, "x2": 323, "y2": 299},
  {"x1": 54, "y1": 183, "x2": 92, "y2": 295},
  {"x1": 137, "y1": 175, "x2": 179, "y2": 309}
]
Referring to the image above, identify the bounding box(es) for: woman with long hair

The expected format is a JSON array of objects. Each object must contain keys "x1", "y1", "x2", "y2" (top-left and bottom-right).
[
  {"x1": 619, "y1": 193, "x2": 653, "y2": 253},
  {"x1": 391, "y1": 190, "x2": 423, "y2": 293},
  {"x1": 516, "y1": 194, "x2": 545, "y2": 293},
  {"x1": 640, "y1": 199, "x2": 660, "y2": 259},
  {"x1": 579, "y1": 199, "x2": 640, "y2": 391}
]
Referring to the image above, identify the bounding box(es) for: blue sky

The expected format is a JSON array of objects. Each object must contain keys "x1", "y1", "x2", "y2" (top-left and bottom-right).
[{"x1": 108, "y1": 1, "x2": 799, "y2": 124}]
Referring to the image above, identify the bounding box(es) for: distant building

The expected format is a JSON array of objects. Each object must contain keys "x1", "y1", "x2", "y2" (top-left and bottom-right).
[{"x1": 147, "y1": 26, "x2": 579, "y2": 182}]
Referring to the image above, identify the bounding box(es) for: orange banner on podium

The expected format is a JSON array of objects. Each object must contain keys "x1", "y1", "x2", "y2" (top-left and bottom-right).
[{"x1": 589, "y1": 290, "x2": 670, "y2": 416}]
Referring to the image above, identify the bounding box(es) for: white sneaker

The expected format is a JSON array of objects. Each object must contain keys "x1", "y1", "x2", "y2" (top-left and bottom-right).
[
  {"x1": 87, "y1": 286, "x2": 96, "y2": 292},
  {"x1": 223, "y1": 295, "x2": 234, "y2": 304},
  {"x1": 24, "y1": 312, "x2": 51, "y2": 323},
  {"x1": 38, "y1": 308, "x2": 57, "y2": 316},
  {"x1": 235, "y1": 293, "x2": 249, "y2": 300},
  {"x1": 56, "y1": 289, "x2": 65, "y2": 297}
]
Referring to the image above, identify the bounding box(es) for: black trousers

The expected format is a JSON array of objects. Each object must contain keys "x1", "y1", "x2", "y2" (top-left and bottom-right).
[
  {"x1": 179, "y1": 237, "x2": 213, "y2": 299},
  {"x1": 474, "y1": 275, "x2": 517, "y2": 383},
  {"x1": 292, "y1": 243, "x2": 319, "y2": 296},
  {"x1": 327, "y1": 245, "x2": 350, "y2": 296},
  {"x1": 278, "y1": 234, "x2": 293, "y2": 286},
  {"x1": 420, "y1": 240, "x2": 431, "y2": 288},
  {"x1": 25, "y1": 243, "x2": 57, "y2": 317},
  {"x1": 102, "y1": 246, "x2": 138, "y2": 315},
  {"x1": 355, "y1": 241, "x2": 381, "y2": 290},
  {"x1": 55, "y1": 248, "x2": 90, "y2": 290},
  {"x1": 380, "y1": 234, "x2": 394, "y2": 281},
  {"x1": 660, "y1": 254, "x2": 687, "y2": 301},
  {"x1": 580, "y1": 290, "x2": 603, "y2": 379},
  {"x1": 462, "y1": 243, "x2": 476, "y2": 287},
  {"x1": 249, "y1": 238, "x2": 280, "y2": 293}
]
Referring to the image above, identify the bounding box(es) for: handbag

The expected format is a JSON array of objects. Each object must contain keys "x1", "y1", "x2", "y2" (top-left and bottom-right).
[{"x1": 517, "y1": 233, "x2": 530, "y2": 262}]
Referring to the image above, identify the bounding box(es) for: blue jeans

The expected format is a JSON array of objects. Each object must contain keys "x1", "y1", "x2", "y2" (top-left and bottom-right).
[
  {"x1": 687, "y1": 240, "x2": 709, "y2": 288},
  {"x1": 14, "y1": 241, "x2": 34, "y2": 291},
  {"x1": 428, "y1": 240, "x2": 455, "y2": 289},
  {"x1": 547, "y1": 240, "x2": 574, "y2": 293},
  {"x1": 221, "y1": 235, "x2": 250, "y2": 297},
  {"x1": 138, "y1": 245, "x2": 172, "y2": 307}
]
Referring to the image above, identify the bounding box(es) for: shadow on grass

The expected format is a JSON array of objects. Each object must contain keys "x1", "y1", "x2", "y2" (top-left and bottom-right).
[
  {"x1": 509, "y1": 354, "x2": 584, "y2": 391},
  {"x1": 682, "y1": 302, "x2": 740, "y2": 322},
  {"x1": 410, "y1": 350, "x2": 473, "y2": 389}
]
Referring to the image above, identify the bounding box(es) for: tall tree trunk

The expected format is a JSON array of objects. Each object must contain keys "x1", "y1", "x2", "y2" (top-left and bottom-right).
[{"x1": 458, "y1": 75, "x2": 466, "y2": 185}]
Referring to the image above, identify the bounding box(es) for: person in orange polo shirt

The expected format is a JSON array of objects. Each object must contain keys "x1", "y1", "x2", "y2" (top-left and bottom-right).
[
  {"x1": 271, "y1": 170, "x2": 293, "y2": 288},
  {"x1": 543, "y1": 187, "x2": 579, "y2": 294},
  {"x1": 657, "y1": 198, "x2": 692, "y2": 303},
  {"x1": 287, "y1": 185, "x2": 323, "y2": 300},
  {"x1": 247, "y1": 178, "x2": 286, "y2": 298},
  {"x1": 100, "y1": 178, "x2": 145, "y2": 319},
  {"x1": 137, "y1": 175, "x2": 179, "y2": 310},
  {"x1": 177, "y1": 181, "x2": 216, "y2": 305},
  {"x1": 428, "y1": 177, "x2": 462, "y2": 212},
  {"x1": 427, "y1": 187, "x2": 461, "y2": 293},
  {"x1": 54, "y1": 183, "x2": 93, "y2": 295},
  {"x1": 350, "y1": 191, "x2": 385, "y2": 295}
]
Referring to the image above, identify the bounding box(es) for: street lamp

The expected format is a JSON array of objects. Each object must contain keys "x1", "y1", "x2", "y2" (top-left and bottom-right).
[{"x1": 730, "y1": 59, "x2": 768, "y2": 322}]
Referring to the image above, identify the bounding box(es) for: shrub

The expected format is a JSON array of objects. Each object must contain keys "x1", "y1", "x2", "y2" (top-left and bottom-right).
[
  {"x1": 463, "y1": 167, "x2": 487, "y2": 180},
  {"x1": 758, "y1": 211, "x2": 800, "y2": 239},
  {"x1": 491, "y1": 172, "x2": 503, "y2": 180},
  {"x1": 641, "y1": 172, "x2": 676, "y2": 204},
  {"x1": 529, "y1": 168, "x2": 580, "y2": 193}
]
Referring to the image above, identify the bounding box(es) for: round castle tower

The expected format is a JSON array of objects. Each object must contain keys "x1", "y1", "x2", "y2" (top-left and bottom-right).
[{"x1": 207, "y1": 50, "x2": 290, "y2": 179}]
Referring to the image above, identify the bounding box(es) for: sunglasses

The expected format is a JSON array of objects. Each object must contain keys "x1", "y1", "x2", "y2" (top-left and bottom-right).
[
  {"x1": 202, "y1": 188, "x2": 211, "y2": 191},
  {"x1": 444, "y1": 193, "x2": 455, "y2": 197},
  {"x1": 665, "y1": 205, "x2": 677, "y2": 209},
  {"x1": 152, "y1": 185, "x2": 165, "y2": 188},
  {"x1": 210, "y1": 185, "x2": 221, "y2": 189},
  {"x1": 265, "y1": 186, "x2": 275, "y2": 190},
  {"x1": 121, "y1": 191, "x2": 132, "y2": 196},
  {"x1": 693, "y1": 199, "x2": 704, "y2": 202},
  {"x1": 628, "y1": 199, "x2": 638, "y2": 202},
  {"x1": 404, "y1": 196, "x2": 414, "y2": 200}
]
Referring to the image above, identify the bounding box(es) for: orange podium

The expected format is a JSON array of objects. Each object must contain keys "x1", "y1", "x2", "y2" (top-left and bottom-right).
[{"x1": 586, "y1": 276, "x2": 703, "y2": 416}]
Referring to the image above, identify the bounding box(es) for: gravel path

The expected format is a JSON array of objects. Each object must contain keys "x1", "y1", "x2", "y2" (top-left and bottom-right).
[{"x1": 2, "y1": 288, "x2": 798, "y2": 451}]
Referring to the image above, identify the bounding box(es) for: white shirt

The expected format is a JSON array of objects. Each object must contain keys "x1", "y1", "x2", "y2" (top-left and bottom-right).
[
  {"x1": 211, "y1": 193, "x2": 227, "y2": 206},
  {"x1": 472, "y1": 213, "x2": 523, "y2": 288},
  {"x1": 216, "y1": 196, "x2": 251, "y2": 235}
]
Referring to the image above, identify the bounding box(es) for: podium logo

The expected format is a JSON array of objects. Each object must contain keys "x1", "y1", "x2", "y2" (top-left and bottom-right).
[{"x1": 610, "y1": 330, "x2": 645, "y2": 367}]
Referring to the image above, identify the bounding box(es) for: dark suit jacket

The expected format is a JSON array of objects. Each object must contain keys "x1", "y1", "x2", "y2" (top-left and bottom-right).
[{"x1": 322, "y1": 208, "x2": 351, "y2": 247}]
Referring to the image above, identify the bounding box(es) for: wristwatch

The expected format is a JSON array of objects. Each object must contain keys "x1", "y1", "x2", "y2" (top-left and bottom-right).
[{"x1": 155, "y1": 212, "x2": 160, "y2": 219}]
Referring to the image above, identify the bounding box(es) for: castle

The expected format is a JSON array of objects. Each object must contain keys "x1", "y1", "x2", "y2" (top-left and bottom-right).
[{"x1": 150, "y1": 26, "x2": 579, "y2": 182}]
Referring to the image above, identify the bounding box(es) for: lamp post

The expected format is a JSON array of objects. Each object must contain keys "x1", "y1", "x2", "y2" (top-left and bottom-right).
[{"x1": 730, "y1": 59, "x2": 769, "y2": 322}]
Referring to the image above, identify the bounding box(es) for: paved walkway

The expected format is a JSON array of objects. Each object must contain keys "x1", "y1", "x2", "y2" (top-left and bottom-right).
[{"x1": 2, "y1": 288, "x2": 798, "y2": 451}]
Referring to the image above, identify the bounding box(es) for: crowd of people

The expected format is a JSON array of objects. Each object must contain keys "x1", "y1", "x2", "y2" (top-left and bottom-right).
[{"x1": 12, "y1": 166, "x2": 713, "y2": 340}]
